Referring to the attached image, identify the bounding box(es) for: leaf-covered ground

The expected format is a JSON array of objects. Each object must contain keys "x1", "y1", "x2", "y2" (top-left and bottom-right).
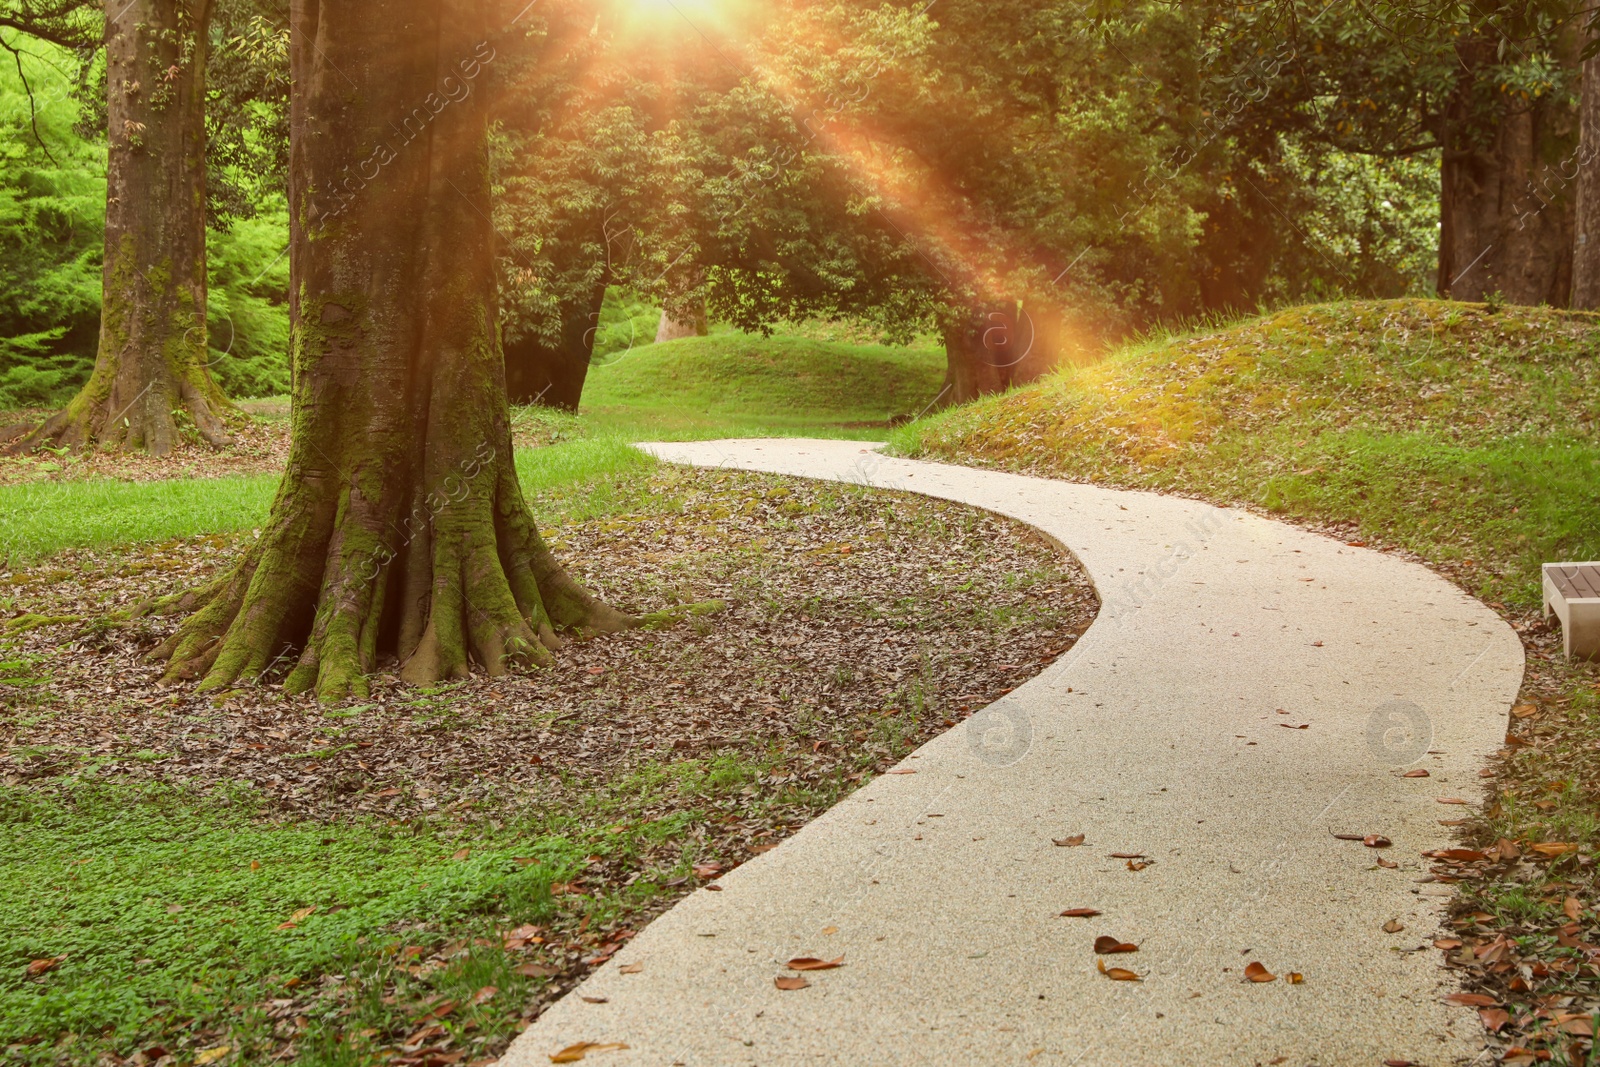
[
  {"x1": 896, "y1": 297, "x2": 1600, "y2": 1066},
  {"x1": 0, "y1": 464, "x2": 1095, "y2": 1067}
]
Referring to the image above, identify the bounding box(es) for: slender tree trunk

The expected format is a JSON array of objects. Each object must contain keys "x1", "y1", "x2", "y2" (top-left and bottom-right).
[
  {"x1": 504, "y1": 273, "x2": 608, "y2": 409},
  {"x1": 1437, "y1": 25, "x2": 1578, "y2": 306},
  {"x1": 1575, "y1": 47, "x2": 1600, "y2": 308},
  {"x1": 8, "y1": 0, "x2": 230, "y2": 456},
  {"x1": 150, "y1": 0, "x2": 631, "y2": 701},
  {"x1": 654, "y1": 269, "x2": 708, "y2": 343},
  {"x1": 654, "y1": 301, "x2": 707, "y2": 343}
]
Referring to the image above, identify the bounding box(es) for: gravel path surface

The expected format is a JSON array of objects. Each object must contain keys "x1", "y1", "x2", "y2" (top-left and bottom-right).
[{"x1": 505, "y1": 439, "x2": 1523, "y2": 1067}]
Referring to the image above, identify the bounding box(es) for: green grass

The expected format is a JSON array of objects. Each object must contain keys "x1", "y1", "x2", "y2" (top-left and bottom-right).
[
  {"x1": 894, "y1": 298, "x2": 1600, "y2": 608},
  {"x1": 0, "y1": 440, "x2": 659, "y2": 568},
  {"x1": 576, "y1": 332, "x2": 944, "y2": 440},
  {"x1": 0, "y1": 756, "x2": 786, "y2": 1066},
  {"x1": 3, "y1": 329, "x2": 943, "y2": 566},
  {"x1": 0, "y1": 474, "x2": 279, "y2": 570}
]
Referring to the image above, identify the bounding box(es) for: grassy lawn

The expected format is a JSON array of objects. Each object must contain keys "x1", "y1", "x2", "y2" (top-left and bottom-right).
[
  {"x1": 0, "y1": 440, "x2": 654, "y2": 570},
  {"x1": 1, "y1": 328, "x2": 942, "y2": 568},
  {"x1": 1, "y1": 450, "x2": 1088, "y2": 1066},
  {"x1": 895, "y1": 296, "x2": 1600, "y2": 1062}
]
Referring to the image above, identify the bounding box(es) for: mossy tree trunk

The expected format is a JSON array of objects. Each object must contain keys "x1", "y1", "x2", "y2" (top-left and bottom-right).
[
  {"x1": 151, "y1": 0, "x2": 631, "y2": 701},
  {"x1": 940, "y1": 301, "x2": 1054, "y2": 406},
  {"x1": 1575, "y1": 45, "x2": 1600, "y2": 309},
  {"x1": 11, "y1": 0, "x2": 230, "y2": 456}
]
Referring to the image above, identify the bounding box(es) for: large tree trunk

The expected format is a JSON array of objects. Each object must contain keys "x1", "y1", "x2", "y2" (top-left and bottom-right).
[
  {"x1": 1437, "y1": 25, "x2": 1578, "y2": 306},
  {"x1": 1575, "y1": 47, "x2": 1600, "y2": 308},
  {"x1": 504, "y1": 274, "x2": 608, "y2": 409},
  {"x1": 7, "y1": 0, "x2": 230, "y2": 456},
  {"x1": 939, "y1": 302, "x2": 1054, "y2": 406},
  {"x1": 149, "y1": 0, "x2": 631, "y2": 701}
]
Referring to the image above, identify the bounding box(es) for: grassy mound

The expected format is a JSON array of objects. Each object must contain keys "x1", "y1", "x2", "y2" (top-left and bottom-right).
[
  {"x1": 895, "y1": 299, "x2": 1600, "y2": 607},
  {"x1": 578, "y1": 333, "x2": 944, "y2": 440}
]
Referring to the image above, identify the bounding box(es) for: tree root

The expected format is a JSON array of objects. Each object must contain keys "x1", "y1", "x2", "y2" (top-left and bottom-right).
[{"x1": 148, "y1": 459, "x2": 638, "y2": 702}]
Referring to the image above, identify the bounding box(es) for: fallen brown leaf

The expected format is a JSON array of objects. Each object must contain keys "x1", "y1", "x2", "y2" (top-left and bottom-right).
[
  {"x1": 581, "y1": 996, "x2": 607, "y2": 1004},
  {"x1": 26, "y1": 957, "x2": 61, "y2": 977},
  {"x1": 787, "y1": 956, "x2": 844, "y2": 971},
  {"x1": 1479, "y1": 1008, "x2": 1510, "y2": 1033},
  {"x1": 1377, "y1": 857, "x2": 1398, "y2": 869},
  {"x1": 416, "y1": 999, "x2": 458, "y2": 1022},
  {"x1": 514, "y1": 963, "x2": 562, "y2": 978},
  {"x1": 470, "y1": 986, "x2": 497, "y2": 1006},
  {"x1": 1125, "y1": 859, "x2": 1149, "y2": 871},
  {"x1": 1401, "y1": 769, "x2": 1430, "y2": 778},
  {"x1": 1244, "y1": 962, "x2": 1275, "y2": 983},
  {"x1": 1059, "y1": 908, "x2": 1101, "y2": 918},
  {"x1": 1286, "y1": 972, "x2": 1303, "y2": 984},
  {"x1": 774, "y1": 975, "x2": 809, "y2": 990},
  {"x1": 1558, "y1": 1013, "x2": 1595, "y2": 1036},
  {"x1": 1053, "y1": 835, "x2": 1086, "y2": 847},
  {"x1": 1433, "y1": 848, "x2": 1489, "y2": 862},
  {"x1": 1096, "y1": 958, "x2": 1141, "y2": 981},
  {"x1": 550, "y1": 1042, "x2": 629, "y2": 1063},
  {"x1": 618, "y1": 963, "x2": 643, "y2": 974},
  {"x1": 1436, "y1": 797, "x2": 1469, "y2": 805},
  {"x1": 1093, "y1": 936, "x2": 1138, "y2": 954},
  {"x1": 1108, "y1": 852, "x2": 1145, "y2": 859},
  {"x1": 1444, "y1": 993, "x2": 1500, "y2": 1007},
  {"x1": 1530, "y1": 842, "x2": 1578, "y2": 858},
  {"x1": 1383, "y1": 920, "x2": 1405, "y2": 933},
  {"x1": 1565, "y1": 896, "x2": 1583, "y2": 920},
  {"x1": 1363, "y1": 835, "x2": 1392, "y2": 848}
]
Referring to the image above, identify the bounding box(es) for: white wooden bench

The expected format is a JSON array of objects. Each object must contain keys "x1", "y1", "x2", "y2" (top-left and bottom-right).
[{"x1": 1543, "y1": 562, "x2": 1600, "y2": 661}]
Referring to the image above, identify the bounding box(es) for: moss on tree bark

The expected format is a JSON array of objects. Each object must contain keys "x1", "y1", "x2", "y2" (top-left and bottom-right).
[
  {"x1": 9, "y1": 0, "x2": 231, "y2": 456},
  {"x1": 148, "y1": 0, "x2": 632, "y2": 700}
]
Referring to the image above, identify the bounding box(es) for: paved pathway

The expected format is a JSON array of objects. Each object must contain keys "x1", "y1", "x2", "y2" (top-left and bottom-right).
[{"x1": 505, "y1": 440, "x2": 1522, "y2": 1067}]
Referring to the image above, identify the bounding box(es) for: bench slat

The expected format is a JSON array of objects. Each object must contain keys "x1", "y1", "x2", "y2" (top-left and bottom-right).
[{"x1": 1550, "y1": 565, "x2": 1600, "y2": 600}]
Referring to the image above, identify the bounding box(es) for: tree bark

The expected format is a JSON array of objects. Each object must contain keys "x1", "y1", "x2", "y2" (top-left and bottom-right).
[
  {"x1": 1575, "y1": 47, "x2": 1600, "y2": 308},
  {"x1": 654, "y1": 302, "x2": 707, "y2": 343},
  {"x1": 1437, "y1": 26, "x2": 1578, "y2": 306},
  {"x1": 149, "y1": 0, "x2": 631, "y2": 701},
  {"x1": 939, "y1": 302, "x2": 1054, "y2": 406},
  {"x1": 504, "y1": 274, "x2": 608, "y2": 409},
  {"x1": 7, "y1": 0, "x2": 230, "y2": 456}
]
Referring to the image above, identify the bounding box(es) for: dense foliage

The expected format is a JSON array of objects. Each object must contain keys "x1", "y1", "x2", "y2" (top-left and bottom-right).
[{"x1": 1, "y1": 0, "x2": 1574, "y2": 411}]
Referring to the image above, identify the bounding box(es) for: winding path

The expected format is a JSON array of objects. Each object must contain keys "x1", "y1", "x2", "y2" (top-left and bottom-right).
[{"x1": 505, "y1": 439, "x2": 1522, "y2": 1067}]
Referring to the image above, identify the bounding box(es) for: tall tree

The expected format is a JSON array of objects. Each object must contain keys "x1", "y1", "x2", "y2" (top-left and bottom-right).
[
  {"x1": 9, "y1": 0, "x2": 231, "y2": 454},
  {"x1": 150, "y1": 0, "x2": 631, "y2": 700},
  {"x1": 1435, "y1": 5, "x2": 1579, "y2": 304},
  {"x1": 1574, "y1": 17, "x2": 1600, "y2": 306}
]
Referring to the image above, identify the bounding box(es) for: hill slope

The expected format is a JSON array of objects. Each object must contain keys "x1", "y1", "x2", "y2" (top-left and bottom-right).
[
  {"x1": 895, "y1": 299, "x2": 1600, "y2": 607},
  {"x1": 577, "y1": 333, "x2": 944, "y2": 440}
]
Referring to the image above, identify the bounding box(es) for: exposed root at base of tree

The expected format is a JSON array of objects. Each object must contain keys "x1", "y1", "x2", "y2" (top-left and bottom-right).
[
  {"x1": 3, "y1": 380, "x2": 234, "y2": 458},
  {"x1": 140, "y1": 461, "x2": 637, "y2": 701}
]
